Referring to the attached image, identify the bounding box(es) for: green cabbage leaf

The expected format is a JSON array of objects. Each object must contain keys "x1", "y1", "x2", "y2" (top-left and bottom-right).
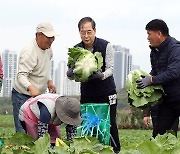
[
  {"x1": 126, "y1": 70, "x2": 164, "y2": 108},
  {"x1": 67, "y1": 47, "x2": 103, "y2": 82}
]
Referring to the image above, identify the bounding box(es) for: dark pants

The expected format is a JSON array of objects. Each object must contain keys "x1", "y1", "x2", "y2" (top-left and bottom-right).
[
  {"x1": 153, "y1": 100, "x2": 180, "y2": 138},
  {"x1": 11, "y1": 88, "x2": 31, "y2": 132},
  {"x1": 152, "y1": 115, "x2": 179, "y2": 137},
  {"x1": 20, "y1": 121, "x2": 27, "y2": 132},
  {"x1": 81, "y1": 93, "x2": 121, "y2": 152}
]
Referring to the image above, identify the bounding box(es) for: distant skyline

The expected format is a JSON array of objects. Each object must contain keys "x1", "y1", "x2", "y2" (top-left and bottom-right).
[{"x1": 0, "y1": 0, "x2": 180, "y2": 72}]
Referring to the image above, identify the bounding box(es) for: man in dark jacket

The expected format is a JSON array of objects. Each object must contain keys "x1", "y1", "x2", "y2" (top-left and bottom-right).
[
  {"x1": 67, "y1": 17, "x2": 120, "y2": 153},
  {"x1": 137, "y1": 19, "x2": 180, "y2": 138}
]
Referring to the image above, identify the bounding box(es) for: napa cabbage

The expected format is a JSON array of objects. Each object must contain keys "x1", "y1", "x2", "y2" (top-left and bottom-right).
[
  {"x1": 67, "y1": 47, "x2": 103, "y2": 82},
  {"x1": 126, "y1": 70, "x2": 164, "y2": 108}
]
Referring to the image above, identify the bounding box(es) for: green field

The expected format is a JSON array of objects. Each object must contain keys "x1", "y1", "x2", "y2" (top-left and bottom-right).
[
  {"x1": 1, "y1": 115, "x2": 180, "y2": 153},
  {"x1": 0, "y1": 115, "x2": 152, "y2": 148}
]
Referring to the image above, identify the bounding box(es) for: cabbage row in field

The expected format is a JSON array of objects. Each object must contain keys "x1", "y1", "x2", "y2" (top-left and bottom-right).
[
  {"x1": 1, "y1": 131, "x2": 180, "y2": 153},
  {"x1": 0, "y1": 132, "x2": 114, "y2": 154},
  {"x1": 121, "y1": 132, "x2": 180, "y2": 154}
]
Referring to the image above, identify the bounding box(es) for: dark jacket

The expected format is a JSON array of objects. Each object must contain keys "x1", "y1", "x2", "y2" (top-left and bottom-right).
[
  {"x1": 75, "y1": 37, "x2": 116, "y2": 96},
  {"x1": 151, "y1": 36, "x2": 180, "y2": 103}
]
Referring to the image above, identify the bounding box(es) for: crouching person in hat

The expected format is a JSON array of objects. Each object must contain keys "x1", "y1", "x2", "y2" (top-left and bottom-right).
[{"x1": 19, "y1": 93, "x2": 82, "y2": 145}]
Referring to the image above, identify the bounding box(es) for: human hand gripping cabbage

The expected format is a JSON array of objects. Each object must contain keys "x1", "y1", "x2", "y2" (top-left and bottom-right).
[
  {"x1": 67, "y1": 47, "x2": 103, "y2": 82},
  {"x1": 126, "y1": 70, "x2": 164, "y2": 109}
]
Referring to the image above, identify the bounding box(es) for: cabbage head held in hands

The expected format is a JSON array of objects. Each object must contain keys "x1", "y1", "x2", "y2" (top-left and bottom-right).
[
  {"x1": 67, "y1": 47, "x2": 103, "y2": 82},
  {"x1": 126, "y1": 70, "x2": 164, "y2": 109}
]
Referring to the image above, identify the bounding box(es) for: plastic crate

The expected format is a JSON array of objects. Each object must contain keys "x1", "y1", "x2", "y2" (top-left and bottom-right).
[{"x1": 77, "y1": 103, "x2": 111, "y2": 145}]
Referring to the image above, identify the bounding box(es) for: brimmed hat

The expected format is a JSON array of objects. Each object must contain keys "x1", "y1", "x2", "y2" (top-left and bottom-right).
[
  {"x1": 36, "y1": 22, "x2": 58, "y2": 37},
  {"x1": 55, "y1": 97, "x2": 82, "y2": 125}
]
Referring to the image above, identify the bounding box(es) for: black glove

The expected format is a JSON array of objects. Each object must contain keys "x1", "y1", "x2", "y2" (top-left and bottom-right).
[
  {"x1": 88, "y1": 72, "x2": 103, "y2": 81},
  {"x1": 136, "y1": 75, "x2": 152, "y2": 89},
  {"x1": 66, "y1": 68, "x2": 75, "y2": 79}
]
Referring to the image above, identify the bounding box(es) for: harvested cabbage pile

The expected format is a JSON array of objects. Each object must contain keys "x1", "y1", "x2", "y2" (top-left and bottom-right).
[
  {"x1": 67, "y1": 47, "x2": 103, "y2": 82},
  {"x1": 126, "y1": 70, "x2": 164, "y2": 108}
]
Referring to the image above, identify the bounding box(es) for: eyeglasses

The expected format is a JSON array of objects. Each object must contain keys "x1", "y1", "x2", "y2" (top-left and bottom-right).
[{"x1": 80, "y1": 30, "x2": 93, "y2": 36}]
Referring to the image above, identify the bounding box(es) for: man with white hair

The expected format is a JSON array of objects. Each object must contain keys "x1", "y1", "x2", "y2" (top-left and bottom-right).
[{"x1": 12, "y1": 22, "x2": 58, "y2": 132}]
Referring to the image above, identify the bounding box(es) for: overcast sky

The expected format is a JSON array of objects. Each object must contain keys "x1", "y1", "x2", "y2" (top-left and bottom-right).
[{"x1": 0, "y1": 0, "x2": 180, "y2": 72}]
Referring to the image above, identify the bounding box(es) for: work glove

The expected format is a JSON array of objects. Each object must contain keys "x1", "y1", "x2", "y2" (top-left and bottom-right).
[
  {"x1": 88, "y1": 72, "x2": 104, "y2": 81},
  {"x1": 136, "y1": 75, "x2": 152, "y2": 89},
  {"x1": 66, "y1": 68, "x2": 75, "y2": 80}
]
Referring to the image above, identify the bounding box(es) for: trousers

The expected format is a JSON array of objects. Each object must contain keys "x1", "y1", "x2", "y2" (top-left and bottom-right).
[
  {"x1": 11, "y1": 88, "x2": 31, "y2": 132},
  {"x1": 153, "y1": 100, "x2": 180, "y2": 138}
]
